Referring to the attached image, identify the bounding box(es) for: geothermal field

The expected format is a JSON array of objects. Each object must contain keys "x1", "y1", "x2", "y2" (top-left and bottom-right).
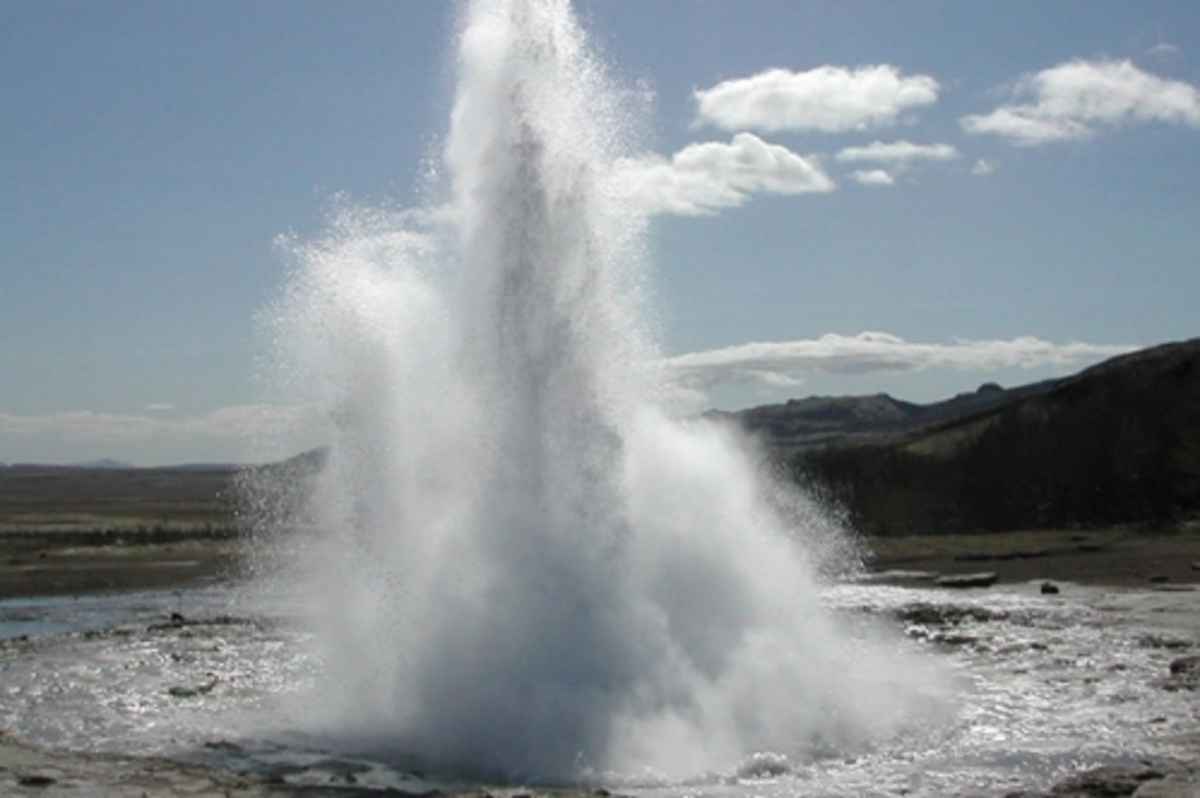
[{"x1": 1, "y1": 1, "x2": 1198, "y2": 795}]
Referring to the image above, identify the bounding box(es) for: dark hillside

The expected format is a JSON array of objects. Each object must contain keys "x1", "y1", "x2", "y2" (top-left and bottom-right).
[
  {"x1": 783, "y1": 339, "x2": 1200, "y2": 535},
  {"x1": 714, "y1": 377, "x2": 1061, "y2": 452}
]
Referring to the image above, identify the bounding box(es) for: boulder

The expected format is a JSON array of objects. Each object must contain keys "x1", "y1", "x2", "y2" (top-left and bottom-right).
[{"x1": 1155, "y1": 655, "x2": 1200, "y2": 691}]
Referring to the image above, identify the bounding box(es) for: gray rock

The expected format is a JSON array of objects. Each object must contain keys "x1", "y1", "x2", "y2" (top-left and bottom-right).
[
  {"x1": 16, "y1": 775, "x2": 57, "y2": 787},
  {"x1": 1170, "y1": 656, "x2": 1200, "y2": 675},
  {"x1": 1039, "y1": 762, "x2": 1185, "y2": 796},
  {"x1": 1137, "y1": 635, "x2": 1193, "y2": 650},
  {"x1": 1134, "y1": 771, "x2": 1200, "y2": 797},
  {"x1": 936, "y1": 572, "x2": 997, "y2": 588},
  {"x1": 1155, "y1": 655, "x2": 1200, "y2": 691},
  {"x1": 861, "y1": 569, "x2": 940, "y2": 583},
  {"x1": 896, "y1": 603, "x2": 1006, "y2": 625}
]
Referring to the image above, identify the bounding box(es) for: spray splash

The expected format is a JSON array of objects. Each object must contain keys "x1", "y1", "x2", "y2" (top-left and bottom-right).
[{"x1": 254, "y1": 0, "x2": 944, "y2": 784}]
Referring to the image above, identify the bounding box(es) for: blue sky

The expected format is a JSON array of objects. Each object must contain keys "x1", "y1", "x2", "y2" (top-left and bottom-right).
[{"x1": 2, "y1": 1, "x2": 1198, "y2": 466}]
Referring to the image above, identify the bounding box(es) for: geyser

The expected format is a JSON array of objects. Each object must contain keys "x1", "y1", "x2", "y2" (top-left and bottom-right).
[{"x1": 254, "y1": 0, "x2": 944, "y2": 784}]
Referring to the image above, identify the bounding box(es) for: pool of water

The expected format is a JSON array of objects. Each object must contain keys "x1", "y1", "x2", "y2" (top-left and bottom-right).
[{"x1": 0, "y1": 581, "x2": 1196, "y2": 796}]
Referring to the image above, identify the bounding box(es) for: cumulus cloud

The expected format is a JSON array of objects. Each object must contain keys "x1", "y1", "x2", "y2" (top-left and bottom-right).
[
  {"x1": 612, "y1": 132, "x2": 834, "y2": 216},
  {"x1": 0, "y1": 404, "x2": 315, "y2": 443},
  {"x1": 961, "y1": 59, "x2": 1200, "y2": 145},
  {"x1": 836, "y1": 140, "x2": 960, "y2": 165},
  {"x1": 666, "y1": 332, "x2": 1137, "y2": 390},
  {"x1": 851, "y1": 169, "x2": 894, "y2": 186},
  {"x1": 694, "y1": 65, "x2": 940, "y2": 134}
]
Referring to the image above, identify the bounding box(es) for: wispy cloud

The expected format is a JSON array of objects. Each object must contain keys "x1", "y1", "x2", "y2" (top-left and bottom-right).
[
  {"x1": 2, "y1": 337, "x2": 1140, "y2": 446},
  {"x1": 851, "y1": 169, "x2": 894, "y2": 186},
  {"x1": 0, "y1": 404, "x2": 315, "y2": 443},
  {"x1": 837, "y1": 141, "x2": 958, "y2": 186},
  {"x1": 666, "y1": 332, "x2": 1137, "y2": 390},
  {"x1": 1147, "y1": 41, "x2": 1179, "y2": 59},
  {"x1": 836, "y1": 140, "x2": 960, "y2": 166},
  {"x1": 694, "y1": 65, "x2": 940, "y2": 134},
  {"x1": 961, "y1": 59, "x2": 1200, "y2": 146},
  {"x1": 612, "y1": 133, "x2": 834, "y2": 216},
  {"x1": 971, "y1": 159, "x2": 998, "y2": 177}
]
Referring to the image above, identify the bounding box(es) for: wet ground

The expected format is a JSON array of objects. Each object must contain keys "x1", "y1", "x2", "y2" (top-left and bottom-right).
[{"x1": 0, "y1": 577, "x2": 1197, "y2": 796}]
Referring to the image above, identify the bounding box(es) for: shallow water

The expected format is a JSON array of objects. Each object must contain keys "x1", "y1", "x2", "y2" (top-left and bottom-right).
[{"x1": 0, "y1": 580, "x2": 1196, "y2": 796}]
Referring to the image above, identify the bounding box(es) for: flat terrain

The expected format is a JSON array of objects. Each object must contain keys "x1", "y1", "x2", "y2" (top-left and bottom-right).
[
  {"x1": 3, "y1": 464, "x2": 1200, "y2": 597},
  {"x1": 5, "y1": 526, "x2": 1200, "y2": 599},
  {"x1": 2, "y1": 466, "x2": 1200, "y2": 795},
  {"x1": 0, "y1": 464, "x2": 238, "y2": 527},
  {"x1": 0, "y1": 465, "x2": 244, "y2": 598},
  {"x1": 867, "y1": 526, "x2": 1200, "y2": 588},
  {"x1": 0, "y1": 531, "x2": 242, "y2": 598}
]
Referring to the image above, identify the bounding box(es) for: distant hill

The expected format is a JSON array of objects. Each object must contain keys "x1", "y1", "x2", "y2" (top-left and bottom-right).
[
  {"x1": 777, "y1": 339, "x2": 1200, "y2": 535},
  {"x1": 9, "y1": 341, "x2": 1196, "y2": 538},
  {"x1": 3, "y1": 460, "x2": 236, "y2": 472},
  {"x1": 157, "y1": 463, "x2": 239, "y2": 472},
  {"x1": 75, "y1": 459, "x2": 137, "y2": 470},
  {"x1": 712, "y1": 377, "x2": 1060, "y2": 453}
]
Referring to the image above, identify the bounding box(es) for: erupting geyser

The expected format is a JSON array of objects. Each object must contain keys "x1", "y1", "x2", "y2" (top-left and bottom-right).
[{"x1": 253, "y1": 0, "x2": 945, "y2": 784}]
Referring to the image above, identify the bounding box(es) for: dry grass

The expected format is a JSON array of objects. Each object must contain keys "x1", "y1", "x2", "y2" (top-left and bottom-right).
[
  {"x1": 865, "y1": 527, "x2": 1137, "y2": 560},
  {"x1": 0, "y1": 466, "x2": 238, "y2": 532}
]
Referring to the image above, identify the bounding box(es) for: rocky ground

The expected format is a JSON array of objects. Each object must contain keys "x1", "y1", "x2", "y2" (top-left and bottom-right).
[
  {"x1": 870, "y1": 528, "x2": 1200, "y2": 796},
  {"x1": 0, "y1": 732, "x2": 629, "y2": 797}
]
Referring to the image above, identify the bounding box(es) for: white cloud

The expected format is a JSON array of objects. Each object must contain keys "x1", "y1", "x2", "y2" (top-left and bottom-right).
[
  {"x1": 694, "y1": 65, "x2": 940, "y2": 134},
  {"x1": 1, "y1": 336, "x2": 1141, "y2": 460},
  {"x1": 961, "y1": 59, "x2": 1200, "y2": 145},
  {"x1": 851, "y1": 169, "x2": 894, "y2": 186},
  {"x1": 0, "y1": 404, "x2": 315, "y2": 443},
  {"x1": 836, "y1": 140, "x2": 960, "y2": 165},
  {"x1": 612, "y1": 132, "x2": 834, "y2": 216},
  {"x1": 971, "y1": 158, "x2": 998, "y2": 176},
  {"x1": 1147, "y1": 41, "x2": 1179, "y2": 59},
  {"x1": 1, "y1": 411, "x2": 162, "y2": 442},
  {"x1": 666, "y1": 332, "x2": 1137, "y2": 390}
]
